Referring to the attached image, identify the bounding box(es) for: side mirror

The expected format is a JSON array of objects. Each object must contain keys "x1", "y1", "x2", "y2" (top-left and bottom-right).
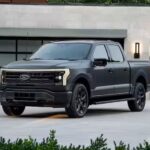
[{"x1": 93, "y1": 58, "x2": 107, "y2": 66}]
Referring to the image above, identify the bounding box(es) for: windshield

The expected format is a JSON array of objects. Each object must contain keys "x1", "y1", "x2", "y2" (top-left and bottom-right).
[{"x1": 30, "y1": 43, "x2": 92, "y2": 60}]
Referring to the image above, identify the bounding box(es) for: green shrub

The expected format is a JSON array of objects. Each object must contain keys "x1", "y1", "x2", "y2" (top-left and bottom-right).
[
  {"x1": 0, "y1": 130, "x2": 150, "y2": 150},
  {"x1": 48, "y1": 0, "x2": 150, "y2": 5}
]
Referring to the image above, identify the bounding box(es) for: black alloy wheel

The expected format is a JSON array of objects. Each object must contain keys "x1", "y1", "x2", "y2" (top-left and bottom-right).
[
  {"x1": 65, "y1": 84, "x2": 89, "y2": 118},
  {"x1": 128, "y1": 82, "x2": 146, "y2": 112}
]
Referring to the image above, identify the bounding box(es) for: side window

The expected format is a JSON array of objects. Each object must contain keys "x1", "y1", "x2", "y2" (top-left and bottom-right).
[
  {"x1": 108, "y1": 45, "x2": 124, "y2": 62},
  {"x1": 93, "y1": 45, "x2": 108, "y2": 60}
]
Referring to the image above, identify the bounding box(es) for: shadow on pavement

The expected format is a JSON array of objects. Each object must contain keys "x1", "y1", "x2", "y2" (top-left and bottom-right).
[
  {"x1": 20, "y1": 108, "x2": 130, "y2": 119},
  {"x1": 87, "y1": 108, "x2": 130, "y2": 117}
]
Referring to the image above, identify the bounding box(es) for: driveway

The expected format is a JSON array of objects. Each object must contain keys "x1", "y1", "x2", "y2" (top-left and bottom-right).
[{"x1": 0, "y1": 100, "x2": 150, "y2": 148}]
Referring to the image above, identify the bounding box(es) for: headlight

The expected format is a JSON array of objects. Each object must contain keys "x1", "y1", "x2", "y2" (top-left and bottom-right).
[
  {"x1": 54, "y1": 69, "x2": 70, "y2": 86},
  {"x1": 55, "y1": 75, "x2": 62, "y2": 81},
  {"x1": 54, "y1": 72, "x2": 64, "y2": 84}
]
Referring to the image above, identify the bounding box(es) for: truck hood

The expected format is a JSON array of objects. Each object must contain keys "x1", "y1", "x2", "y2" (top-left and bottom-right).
[{"x1": 3, "y1": 59, "x2": 84, "y2": 69}]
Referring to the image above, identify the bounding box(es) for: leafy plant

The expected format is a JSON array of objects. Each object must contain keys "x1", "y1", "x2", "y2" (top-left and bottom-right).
[
  {"x1": 48, "y1": 0, "x2": 150, "y2": 5},
  {"x1": 0, "y1": 131, "x2": 150, "y2": 150},
  {"x1": 114, "y1": 141, "x2": 130, "y2": 150}
]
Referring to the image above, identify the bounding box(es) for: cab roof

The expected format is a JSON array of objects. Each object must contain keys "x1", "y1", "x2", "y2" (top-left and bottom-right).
[{"x1": 52, "y1": 40, "x2": 118, "y2": 45}]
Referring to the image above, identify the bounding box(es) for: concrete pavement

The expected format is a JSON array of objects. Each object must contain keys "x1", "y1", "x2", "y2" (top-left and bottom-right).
[{"x1": 0, "y1": 100, "x2": 150, "y2": 149}]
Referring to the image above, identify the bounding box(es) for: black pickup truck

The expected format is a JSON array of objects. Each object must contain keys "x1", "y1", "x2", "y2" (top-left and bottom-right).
[{"x1": 0, "y1": 40, "x2": 150, "y2": 118}]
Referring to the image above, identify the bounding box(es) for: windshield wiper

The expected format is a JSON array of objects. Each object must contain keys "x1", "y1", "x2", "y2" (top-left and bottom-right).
[
  {"x1": 54, "y1": 58, "x2": 78, "y2": 61},
  {"x1": 54, "y1": 58, "x2": 66, "y2": 60},
  {"x1": 30, "y1": 58, "x2": 42, "y2": 60}
]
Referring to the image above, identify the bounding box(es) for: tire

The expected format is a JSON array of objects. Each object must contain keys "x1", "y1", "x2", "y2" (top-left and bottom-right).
[
  {"x1": 2, "y1": 105, "x2": 25, "y2": 116},
  {"x1": 128, "y1": 82, "x2": 146, "y2": 112},
  {"x1": 65, "y1": 84, "x2": 89, "y2": 118}
]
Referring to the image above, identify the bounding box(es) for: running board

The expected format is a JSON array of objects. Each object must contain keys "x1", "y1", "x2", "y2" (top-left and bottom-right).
[{"x1": 93, "y1": 97, "x2": 136, "y2": 105}]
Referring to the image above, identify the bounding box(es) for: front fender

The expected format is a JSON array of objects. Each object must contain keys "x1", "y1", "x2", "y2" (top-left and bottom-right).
[{"x1": 67, "y1": 71, "x2": 92, "y2": 91}]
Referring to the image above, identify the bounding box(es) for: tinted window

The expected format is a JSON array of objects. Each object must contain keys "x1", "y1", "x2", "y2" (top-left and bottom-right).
[
  {"x1": 30, "y1": 43, "x2": 91, "y2": 60},
  {"x1": 108, "y1": 45, "x2": 124, "y2": 62},
  {"x1": 93, "y1": 45, "x2": 108, "y2": 60}
]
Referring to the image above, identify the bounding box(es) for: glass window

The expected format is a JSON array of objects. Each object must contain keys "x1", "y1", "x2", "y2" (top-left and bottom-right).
[
  {"x1": 93, "y1": 45, "x2": 108, "y2": 60},
  {"x1": 0, "y1": 40, "x2": 15, "y2": 52},
  {"x1": 30, "y1": 43, "x2": 91, "y2": 60},
  {"x1": 108, "y1": 45, "x2": 124, "y2": 62},
  {"x1": 0, "y1": 54, "x2": 15, "y2": 66},
  {"x1": 43, "y1": 40, "x2": 54, "y2": 44},
  {"x1": 18, "y1": 40, "x2": 41, "y2": 53},
  {"x1": 17, "y1": 54, "x2": 27, "y2": 61},
  {"x1": 0, "y1": 40, "x2": 16, "y2": 66},
  {"x1": 17, "y1": 40, "x2": 42, "y2": 60}
]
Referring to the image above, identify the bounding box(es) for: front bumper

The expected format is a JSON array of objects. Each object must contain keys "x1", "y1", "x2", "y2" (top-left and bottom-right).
[{"x1": 0, "y1": 88, "x2": 72, "y2": 108}]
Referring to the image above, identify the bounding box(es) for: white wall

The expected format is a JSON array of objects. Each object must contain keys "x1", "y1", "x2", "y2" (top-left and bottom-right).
[
  {"x1": 0, "y1": 4, "x2": 150, "y2": 98},
  {"x1": 0, "y1": 5, "x2": 150, "y2": 59}
]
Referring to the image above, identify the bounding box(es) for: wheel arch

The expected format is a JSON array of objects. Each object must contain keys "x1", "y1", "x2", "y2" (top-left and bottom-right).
[
  {"x1": 136, "y1": 75, "x2": 147, "y2": 91},
  {"x1": 72, "y1": 75, "x2": 91, "y2": 99}
]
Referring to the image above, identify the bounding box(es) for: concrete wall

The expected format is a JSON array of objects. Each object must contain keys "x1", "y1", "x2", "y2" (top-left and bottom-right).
[{"x1": 0, "y1": 5, "x2": 150, "y2": 59}]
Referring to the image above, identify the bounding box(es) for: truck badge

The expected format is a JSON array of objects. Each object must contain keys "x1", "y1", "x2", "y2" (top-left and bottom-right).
[{"x1": 20, "y1": 74, "x2": 30, "y2": 81}]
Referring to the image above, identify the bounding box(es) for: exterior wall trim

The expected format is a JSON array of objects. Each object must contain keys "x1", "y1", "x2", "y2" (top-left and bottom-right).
[{"x1": 0, "y1": 28, "x2": 127, "y2": 38}]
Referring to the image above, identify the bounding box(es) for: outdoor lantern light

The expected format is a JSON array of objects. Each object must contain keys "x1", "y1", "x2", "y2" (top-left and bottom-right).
[{"x1": 134, "y1": 42, "x2": 140, "y2": 59}]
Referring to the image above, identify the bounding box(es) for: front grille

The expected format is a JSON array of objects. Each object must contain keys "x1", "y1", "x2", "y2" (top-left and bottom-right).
[{"x1": 2, "y1": 71, "x2": 61, "y2": 85}]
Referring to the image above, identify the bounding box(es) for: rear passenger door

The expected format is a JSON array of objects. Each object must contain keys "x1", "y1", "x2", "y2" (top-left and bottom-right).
[{"x1": 107, "y1": 44, "x2": 130, "y2": 95}]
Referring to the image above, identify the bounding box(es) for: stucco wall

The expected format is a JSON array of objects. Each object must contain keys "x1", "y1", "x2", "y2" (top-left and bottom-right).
[{"x1": 0, "y1": 4, "x2": 150, "y2": 59}]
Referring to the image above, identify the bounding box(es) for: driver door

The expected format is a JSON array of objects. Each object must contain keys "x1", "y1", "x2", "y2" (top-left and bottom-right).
[{"x1": 92, "y1": 44, "x2": 116, "y2": 97}]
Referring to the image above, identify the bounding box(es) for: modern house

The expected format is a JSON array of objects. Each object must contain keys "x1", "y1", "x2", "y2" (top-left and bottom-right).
[{"x1": 0, "y1": 1, "x2": 150, "y2": 66}]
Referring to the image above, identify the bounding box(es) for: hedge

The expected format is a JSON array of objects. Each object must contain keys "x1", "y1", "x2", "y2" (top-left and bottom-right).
[
  {"x1": 0, "y1": 130, "x2": 150, "y2": 150},
  {"x1": 48, "y1": 0, "x2": 150, "y2": 5}
]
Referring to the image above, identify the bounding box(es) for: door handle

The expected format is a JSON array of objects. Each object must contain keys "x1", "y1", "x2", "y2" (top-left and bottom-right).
[
  {"x1": 108, "y1": 69, "x2": 113, "y2": 73},
  {"x1": 124, "y1": 68, "x2": 128, "y2": 72}
]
